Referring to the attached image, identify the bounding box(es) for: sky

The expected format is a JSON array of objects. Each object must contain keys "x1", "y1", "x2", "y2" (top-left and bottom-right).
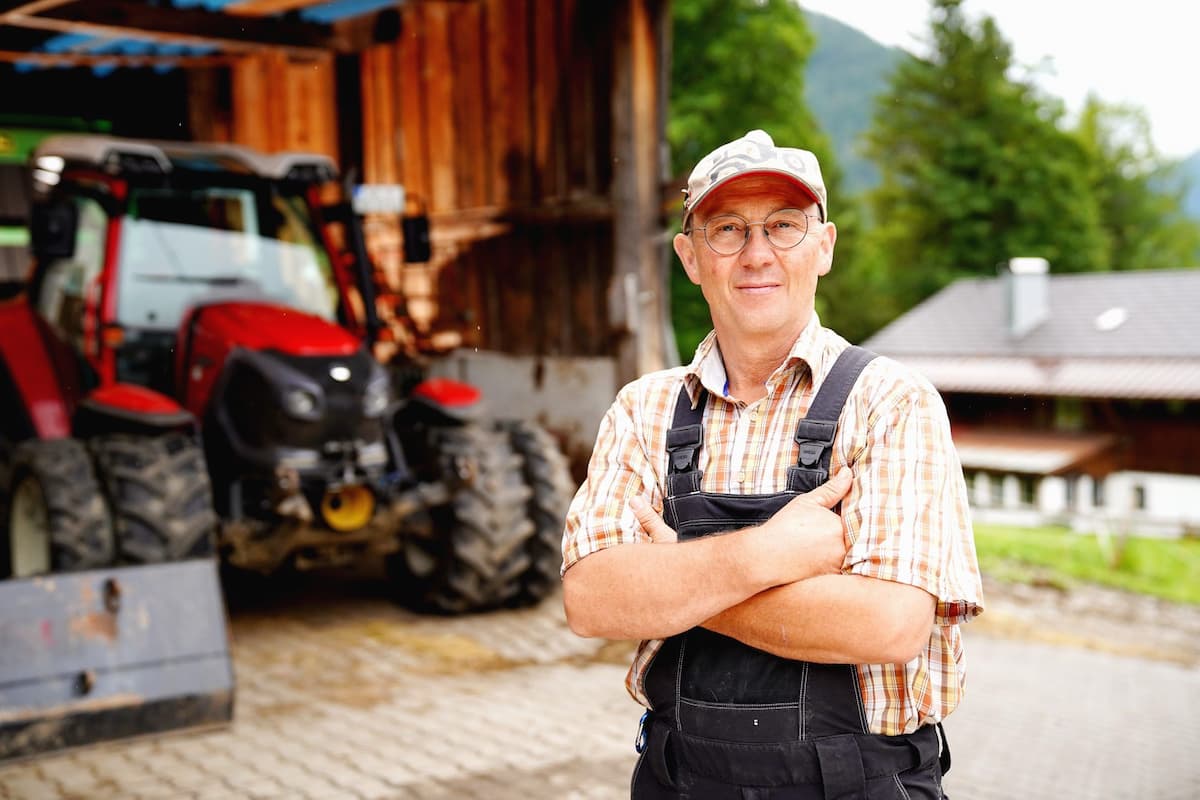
[{"x1": 799, "y1": 0, "x2": 1199, "y2": 159}]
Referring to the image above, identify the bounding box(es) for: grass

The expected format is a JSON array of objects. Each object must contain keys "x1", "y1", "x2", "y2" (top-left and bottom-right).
[{"x1": 972, "y1": 523, "x2": 1200, "y2": 605}]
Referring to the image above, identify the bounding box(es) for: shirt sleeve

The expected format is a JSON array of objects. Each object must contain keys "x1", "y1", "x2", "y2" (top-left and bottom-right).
[
  {"x1": 841, "y1": 380, "x2": 984, "y2": 626},
  {"x1": 560, "y1": 383, "x2": 663, "y2": 574}
]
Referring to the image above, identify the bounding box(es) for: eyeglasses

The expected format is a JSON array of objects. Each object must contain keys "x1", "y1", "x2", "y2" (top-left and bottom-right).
[{"x1": 686, "y1": 208, "x2": 821, "y2": 256}]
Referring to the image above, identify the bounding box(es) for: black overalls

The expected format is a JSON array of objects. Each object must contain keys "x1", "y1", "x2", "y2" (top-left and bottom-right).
[{"x1": 631, "y1": 347, "x2": 949, "y2": 800}]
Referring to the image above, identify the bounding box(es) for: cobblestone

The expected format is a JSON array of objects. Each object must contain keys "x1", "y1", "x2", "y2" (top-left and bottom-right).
[{"x1": 1, "y1": 576, "x2": 1197, "y2": 799}]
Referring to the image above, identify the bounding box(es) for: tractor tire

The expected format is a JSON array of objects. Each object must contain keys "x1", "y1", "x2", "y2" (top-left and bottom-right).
[
  {"x1": 388, "y1": 422, "x2": 534, "y2": 614},
  {"x1": 90, "y1": 432, "x2": 218, "y2": 565},
  {"x1": 499, "y1": 419, "x2": 576, "y2": 607},
  {"x1": 1, "y1": 438, "x2": 115, "y2": 578}
]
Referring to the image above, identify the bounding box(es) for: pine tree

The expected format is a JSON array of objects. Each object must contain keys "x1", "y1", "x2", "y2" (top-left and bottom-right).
[
  {"x1": 1073, "y1": 98, "x2": 1200, "y2": 270},
  {"x1": 862, "y1": 0, "x2": 1107, "y2": 310}
]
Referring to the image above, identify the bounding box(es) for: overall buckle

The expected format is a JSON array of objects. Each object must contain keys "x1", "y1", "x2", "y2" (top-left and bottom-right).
[{"x1": 635, "y1": 710, "x2": 650, "y2": 753}]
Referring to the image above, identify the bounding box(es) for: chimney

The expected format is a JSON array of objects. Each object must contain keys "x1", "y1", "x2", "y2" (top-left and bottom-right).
[{"x1": 1004, "y1": 257, "x2": 1049, "y2": 338}]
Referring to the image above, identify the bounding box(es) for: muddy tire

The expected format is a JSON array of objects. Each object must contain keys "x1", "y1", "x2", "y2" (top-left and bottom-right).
[
  {"x1": 1, "y1": 438, "x2": 115, "y2": 578},
  {"x1": 90, "y1": 432, "x2": 218, "y2": 565},
  {"x1": 499, "y1": 419, "x2": 575, "y2": 606},
  {"x1": 388, "y1": 422, "x2": 534, "y2": 613}
]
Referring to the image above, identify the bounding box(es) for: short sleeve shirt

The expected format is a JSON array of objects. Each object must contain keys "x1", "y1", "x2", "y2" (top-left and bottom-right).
[{"x1": 561, "y1": 316, "x2": 984, "y2": 736}]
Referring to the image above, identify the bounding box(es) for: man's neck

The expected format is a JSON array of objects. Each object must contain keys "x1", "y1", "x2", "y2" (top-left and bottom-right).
[{"x1": 717, "y1": 325, "x2": 807, "y2": 403}]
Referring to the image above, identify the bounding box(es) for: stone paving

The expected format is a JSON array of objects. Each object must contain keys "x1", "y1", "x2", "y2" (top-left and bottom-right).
[{"x1": 1, "y1": 574, "x2": 1197, "y2": 799}]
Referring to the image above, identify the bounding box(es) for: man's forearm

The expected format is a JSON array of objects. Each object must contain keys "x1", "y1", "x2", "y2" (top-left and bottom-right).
[
  {"x1": 704, "y1": 574, "x2": 936, "y2": 664},
  {"x1": 563, "y1": 530, "x2": 812, "y2": 640}
]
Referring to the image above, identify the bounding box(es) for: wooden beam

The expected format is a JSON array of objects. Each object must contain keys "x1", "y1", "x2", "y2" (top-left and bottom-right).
[
  {"x1": 0, "y1": 0, "x2": 75, "y2": 16},
  {"x1": 610, "y1": 0, "x2": 672, "y2": 381},
  {"x1": 0, "y1": 48, "x2": 232, "y2": 68},
  {"x1": 222, "y1": 0, "x2": 329, "y2": 16},
  {"x1": 0, "y1": 0, "x2": 345, "y2": 57}
]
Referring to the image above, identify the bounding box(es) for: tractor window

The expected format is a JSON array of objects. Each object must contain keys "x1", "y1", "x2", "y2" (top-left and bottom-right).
[
  {"x1": 115, "y1": 186, "x2": 338, "y2": 332},
  {"x1": 34, "y1": 196, "x2": 107, "y2": 349}
]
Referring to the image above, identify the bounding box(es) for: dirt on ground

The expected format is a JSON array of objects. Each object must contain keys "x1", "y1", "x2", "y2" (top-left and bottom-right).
[{"x1": 973, "y1": 575, "x2": 1200, "y2": 667}]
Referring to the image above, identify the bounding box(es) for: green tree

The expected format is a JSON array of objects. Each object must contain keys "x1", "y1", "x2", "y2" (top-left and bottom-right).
[
  {"x1": 1072, "y1": 97, "x2": 1200, "y2": 270},
  {"x1": 669, "y1": 0, "x2": 837, "y2": 360},
  {"x1": 862, "y1": 0, "x2": 1107, "y2": 311}
]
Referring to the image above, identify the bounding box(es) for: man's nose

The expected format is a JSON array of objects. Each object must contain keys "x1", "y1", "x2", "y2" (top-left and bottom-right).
[{"x1": 741, "y1": 223, "x2": 774, "y2": 262}]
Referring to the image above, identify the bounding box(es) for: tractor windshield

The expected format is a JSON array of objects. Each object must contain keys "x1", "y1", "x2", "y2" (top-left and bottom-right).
[{"x1": 115, "y1": 185, "x2": 337, "y2": 331}]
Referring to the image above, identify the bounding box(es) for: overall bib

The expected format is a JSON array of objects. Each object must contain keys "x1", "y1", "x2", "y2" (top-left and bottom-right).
[{"x1": 631, "y1": 347, "x2": 949, "y2": 800}]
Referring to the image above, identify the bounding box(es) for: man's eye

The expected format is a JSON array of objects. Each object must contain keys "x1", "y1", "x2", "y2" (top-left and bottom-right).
[
  {"x1": 717, "y1": 223, "x2": 741, "y2": 233},
  {"x1": 770, "y1": 221, "x2": 794, "y2": 231}
]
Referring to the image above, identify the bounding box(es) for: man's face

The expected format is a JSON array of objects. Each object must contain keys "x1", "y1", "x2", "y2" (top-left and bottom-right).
[{"x1": 673, "y1": 173, "x2": 836, "y2": 349}]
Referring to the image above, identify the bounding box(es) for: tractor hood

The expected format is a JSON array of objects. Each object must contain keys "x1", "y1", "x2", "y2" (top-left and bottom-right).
[{"x1": 190, "y1": 301, "x2": 360, "y2": 357}]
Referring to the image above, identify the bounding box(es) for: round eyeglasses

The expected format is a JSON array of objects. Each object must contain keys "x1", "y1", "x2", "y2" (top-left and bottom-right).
[{"x1": 687, "y1": 208, "x2": 821, "y2": 256}]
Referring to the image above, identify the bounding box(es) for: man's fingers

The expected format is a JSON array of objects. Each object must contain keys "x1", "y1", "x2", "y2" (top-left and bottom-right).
[
  {"x1": 630, "y1": 496, "x2": 676, "y2": 543},
  {"x1": 799, "y1": 468, "x2": 853, "y2": 509}
]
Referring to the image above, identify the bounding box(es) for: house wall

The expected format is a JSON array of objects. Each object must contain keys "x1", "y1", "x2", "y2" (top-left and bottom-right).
[
  {"x1": 947, "y1": 393, "x2": 1200, "y2": 478},
  {"x1": 965, "y1": 468, "x2": 1200, "y2": 538}
]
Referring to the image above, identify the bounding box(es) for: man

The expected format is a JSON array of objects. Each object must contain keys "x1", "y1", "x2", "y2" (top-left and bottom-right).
[{"x1": 561, "y1": 130, "x2": 983, "y2": 799}]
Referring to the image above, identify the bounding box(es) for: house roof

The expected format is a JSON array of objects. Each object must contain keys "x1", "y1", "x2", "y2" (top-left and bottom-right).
[
  {"x1": 863, "y1": 269, "x2": 1200, "y2": 399},
  {"x1": 952, "y1": 429, "x2": 1119, "y2": 476}
]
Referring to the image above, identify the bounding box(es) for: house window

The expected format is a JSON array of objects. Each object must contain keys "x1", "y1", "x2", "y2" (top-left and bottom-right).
[
  {"x1": 1054, "y1": 398, "x2": 1084, "y2": 431},
  {"x1": 1064, "y1": 475, "x2": 1077, "y2": 510},
  {"x1": 1018, "y1": 475, "x2": 1037, "y2": 507},
  {"x1": 1132, "y1": 485, "x2": 1147, "y2": 511},
  {"x1": 989, "y1": 474, "x2": 1004, "y2": 507},
  {"x1": 1092, "y1": 478, "x2": 1106, "y2": 508}
]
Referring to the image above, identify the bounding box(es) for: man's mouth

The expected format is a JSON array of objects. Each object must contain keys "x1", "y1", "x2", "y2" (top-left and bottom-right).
[{"x1": 737, "y1": 283, "x2": 779, "y2": 294}]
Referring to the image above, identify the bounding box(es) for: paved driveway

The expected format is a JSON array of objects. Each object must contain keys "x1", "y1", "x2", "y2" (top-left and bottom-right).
[{"x1": 0, "y1": 576, "x2": 1197, "y2": 799}]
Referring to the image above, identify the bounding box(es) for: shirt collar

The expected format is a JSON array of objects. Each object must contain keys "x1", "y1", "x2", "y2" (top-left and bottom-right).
[{"x1": 682, "y1": 313, "x2": 825, "y2": 407}]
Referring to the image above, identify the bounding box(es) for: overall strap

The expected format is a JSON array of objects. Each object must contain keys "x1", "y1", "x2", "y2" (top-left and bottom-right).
[
  {"x1": 786, "y1": 345, "x2": 877, "y2": 491},
  {"x1": 665, "y1": 386, "x2": 706, "y2": 496}
]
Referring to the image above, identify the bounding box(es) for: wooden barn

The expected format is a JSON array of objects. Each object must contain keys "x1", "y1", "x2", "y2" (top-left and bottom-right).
[{"x1": 0, "y1": 0, "x2": 676, "y2": 467}]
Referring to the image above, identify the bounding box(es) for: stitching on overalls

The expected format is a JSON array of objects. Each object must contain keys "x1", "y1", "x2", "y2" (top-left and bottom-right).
[
  {"x1": 674, "y1": 636, "x2": 686, "y2": 732},
  {"x1": 798, "y1": 662, "x2": 809, "y2": 740},
  {"x1": 850, "y1": 666, "x2": 870, "y2": 734},
  {"x1": 894, "y1": 773, "x2": 913, "y2": 800}
]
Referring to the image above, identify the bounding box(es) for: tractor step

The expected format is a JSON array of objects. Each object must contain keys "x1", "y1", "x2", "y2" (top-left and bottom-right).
[{"x1": 0, "y1": 559, "x2": 234, "y2": 762}]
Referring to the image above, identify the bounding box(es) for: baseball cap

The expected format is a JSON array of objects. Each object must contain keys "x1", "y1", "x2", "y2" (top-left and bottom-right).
[{"x1": 681, "y1": 129, "x2": 827, "y2": 229}]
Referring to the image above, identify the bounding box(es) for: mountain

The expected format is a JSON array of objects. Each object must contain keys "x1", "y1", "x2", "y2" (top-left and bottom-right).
[{"x1": 802, "y1": 11, "x2": 905, "y2": 197}]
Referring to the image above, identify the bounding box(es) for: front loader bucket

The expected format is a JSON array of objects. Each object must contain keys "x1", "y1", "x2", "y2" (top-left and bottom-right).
[{"x1": 0, "y1": 559, "x2": 234, "y2": 762}]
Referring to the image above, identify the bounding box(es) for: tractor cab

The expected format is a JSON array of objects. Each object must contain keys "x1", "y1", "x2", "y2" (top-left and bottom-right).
[{"x1": 28, "y1": 137, "x2": 366, "y2": 399}]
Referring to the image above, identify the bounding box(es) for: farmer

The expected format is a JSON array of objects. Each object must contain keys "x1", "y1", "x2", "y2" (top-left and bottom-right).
[{"x1": 561, "y1": 130, "x2": 983, "y2": 798}]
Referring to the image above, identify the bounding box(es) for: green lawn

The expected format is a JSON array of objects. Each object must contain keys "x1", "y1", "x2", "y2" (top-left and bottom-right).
[{"x1": 972, "y1": 523, "x2": 1200, "y2": 605}]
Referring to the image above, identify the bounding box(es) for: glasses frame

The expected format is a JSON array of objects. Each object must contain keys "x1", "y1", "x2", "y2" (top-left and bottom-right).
[{"x1": 686, "y1": 208, "x2": 822, "y2": 256}]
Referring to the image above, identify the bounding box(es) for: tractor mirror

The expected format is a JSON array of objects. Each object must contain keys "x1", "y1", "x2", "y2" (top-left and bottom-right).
[
  {"x1": 402, "y1": 214, "x2": 431, "y2": 263},
  {"x1": 30, "y1": 201, "x2": 78, "y2": 260}
]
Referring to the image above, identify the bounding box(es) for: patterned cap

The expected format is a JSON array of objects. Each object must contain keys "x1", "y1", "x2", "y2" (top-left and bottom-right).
[{"x1": 682, "y1": 129, "x2": 827, "y2": 228}]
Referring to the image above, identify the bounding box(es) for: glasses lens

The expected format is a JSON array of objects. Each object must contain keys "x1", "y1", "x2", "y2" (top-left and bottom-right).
[
  {"x1": 763, "y1": 209, "x2": 809, "y2": 249},
  {"x1": 704, "y1": 215, "x2": 748, "y2": 255}
]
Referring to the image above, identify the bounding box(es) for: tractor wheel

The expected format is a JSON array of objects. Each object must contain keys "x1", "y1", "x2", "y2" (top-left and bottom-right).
[
  {"x1": 499, "y1": 419, "x2": 575, "y2": 606},
  {"x1": 388, "y1": 422, "x2": 534, "y2": 613},
  {"x1": 0, "y1": 438, "x2": 115, "y2": 578},
  {"x1": 90, "y1": 432, "x2": 218, "y2": 565}
]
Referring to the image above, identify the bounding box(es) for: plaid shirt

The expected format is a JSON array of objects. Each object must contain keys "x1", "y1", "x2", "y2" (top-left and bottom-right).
[{"x1": 561, "y1": 317, "x2": 984, "y2": 736}]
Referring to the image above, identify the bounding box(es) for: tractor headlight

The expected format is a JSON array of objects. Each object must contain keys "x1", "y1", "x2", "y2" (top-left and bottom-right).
[
  {"x1": 363, "y1": 379, "x2": 391, "y2": 418},
  {"x1": 283, "y1": 387, "x2": 320, "y2": 419}
]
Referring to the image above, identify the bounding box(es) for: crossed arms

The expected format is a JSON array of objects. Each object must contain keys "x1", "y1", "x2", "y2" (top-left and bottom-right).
[{"x1": 562, "y1": 470, "x2": 936, "y2": 666}]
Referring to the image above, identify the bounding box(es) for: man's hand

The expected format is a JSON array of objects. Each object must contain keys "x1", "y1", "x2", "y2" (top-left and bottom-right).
[
  {"x1": 754, "y1": 468, "x2": 853, "y2": 582},
  {"x1": 630, "y1": 496, "x2": 677, "y2": 543}
]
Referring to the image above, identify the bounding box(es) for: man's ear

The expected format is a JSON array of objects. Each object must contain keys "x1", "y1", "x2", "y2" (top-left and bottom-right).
[
  {"x1": 816, "y1": 221, "x2": 837, "y2": 277},
  {"x1": 674, "y1": 233, "x2": 701, "y2": 285}
]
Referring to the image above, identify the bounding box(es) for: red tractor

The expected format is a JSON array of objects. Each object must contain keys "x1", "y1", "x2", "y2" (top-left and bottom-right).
[{"x1": 0, "y1": 135, "x2": 573, "y2": 614}]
